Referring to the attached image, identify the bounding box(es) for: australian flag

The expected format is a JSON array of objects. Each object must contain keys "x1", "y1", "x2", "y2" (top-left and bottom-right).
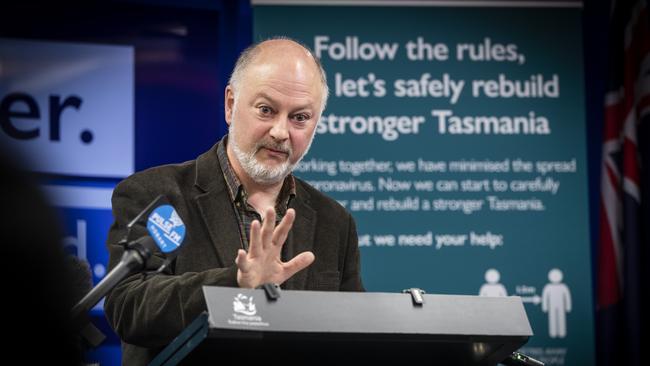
[{"x1": 597, "y1": 0, "x2": 650, "y2": 365}]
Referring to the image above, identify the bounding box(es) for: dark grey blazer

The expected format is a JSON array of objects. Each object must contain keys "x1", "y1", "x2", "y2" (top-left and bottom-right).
[{"x1": 103, "y1": 142, "x2": 364, "y2": 365}]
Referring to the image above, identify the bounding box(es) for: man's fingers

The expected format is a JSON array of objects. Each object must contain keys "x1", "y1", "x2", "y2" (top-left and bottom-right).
[
  {"x1": 260, "y1": 207, "x2": 276, "y2": 249},
  {"x1": 248, "y1": 220, "x2": 262, "y2": 257},
  {"x1": 272, "y1": 208, "x2": 295, "y2": 247},
  {"x1": 235, "y1": 249, "x2": 250, "y2": 272},
  {"x1": 282, "y1": 251, "x2": 315, "y2": 280}
]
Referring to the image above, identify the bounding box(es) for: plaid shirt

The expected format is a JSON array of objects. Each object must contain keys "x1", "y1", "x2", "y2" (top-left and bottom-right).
[{"x1": 216, "y1": 136, "x2": 296, "y2": 251}]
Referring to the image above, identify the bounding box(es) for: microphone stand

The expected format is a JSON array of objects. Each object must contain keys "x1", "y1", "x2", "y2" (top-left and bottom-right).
[{"x1": 71, "y1": 236, "x2": 154, "y2": 347}]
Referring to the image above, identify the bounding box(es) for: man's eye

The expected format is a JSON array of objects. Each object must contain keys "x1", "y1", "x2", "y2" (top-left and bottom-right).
[
  {"x1": 259, "y1": 106, "x2": 273, "y2": 115},
  {"x1": 294, "y1": 114, "x2": 310, "y2": 123}
]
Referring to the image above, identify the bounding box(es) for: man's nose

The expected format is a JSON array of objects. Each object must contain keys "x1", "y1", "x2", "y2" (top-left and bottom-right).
[{"x1": 269, "y1": 116, "x2": 289, "y2": 141}]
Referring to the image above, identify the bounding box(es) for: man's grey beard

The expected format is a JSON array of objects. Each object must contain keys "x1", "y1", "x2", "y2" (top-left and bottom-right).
[{"x1": 229, "y1": 119, "x2": 315, "y2": 185}]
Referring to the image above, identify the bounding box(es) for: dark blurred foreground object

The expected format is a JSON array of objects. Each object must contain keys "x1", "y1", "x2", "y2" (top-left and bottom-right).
[{"x1": 0, "y1": 149, "x2": 82, "y2": 364}]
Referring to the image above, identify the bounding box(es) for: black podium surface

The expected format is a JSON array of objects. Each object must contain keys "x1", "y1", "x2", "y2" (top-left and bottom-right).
[{"x1": 150, "y1": 286, "x2": 533, "y2": 365}]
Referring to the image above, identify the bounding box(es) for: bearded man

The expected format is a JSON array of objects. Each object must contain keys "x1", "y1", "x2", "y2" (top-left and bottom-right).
[{"x1": 104, "y1": 38, "x2": 364, "y2": 365}]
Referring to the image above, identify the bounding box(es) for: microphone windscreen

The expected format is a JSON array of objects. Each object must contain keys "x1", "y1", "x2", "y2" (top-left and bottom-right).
[
  {"x1": 135, "y1": 236, "x2": 158, "y2": 256},
  {"x1": 66, "y1": 256, "x2": 93, "y2": 304}
]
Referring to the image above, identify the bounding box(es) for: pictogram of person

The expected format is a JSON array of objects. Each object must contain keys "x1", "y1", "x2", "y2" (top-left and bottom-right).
[
  {"x1": 479, "y1": 268, "x2": 507, "y2": 297},
  {"x1": 542, "y1": 268, "x2": 572, "y2": 338}
]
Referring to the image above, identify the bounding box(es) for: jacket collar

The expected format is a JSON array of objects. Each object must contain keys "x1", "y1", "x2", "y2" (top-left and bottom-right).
[{"x1": 193, "y1": 142, "x2": 242, "y2": 267}]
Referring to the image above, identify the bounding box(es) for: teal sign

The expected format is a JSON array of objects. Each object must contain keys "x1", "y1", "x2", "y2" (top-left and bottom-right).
[{"x1": 255, "y1": 3, "x2": 593, "y2": 365}]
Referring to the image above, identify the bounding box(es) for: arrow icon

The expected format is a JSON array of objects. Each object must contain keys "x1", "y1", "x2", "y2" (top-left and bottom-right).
[{"x1": 520, "y1": 295, "x2": 541, "y2": 305}]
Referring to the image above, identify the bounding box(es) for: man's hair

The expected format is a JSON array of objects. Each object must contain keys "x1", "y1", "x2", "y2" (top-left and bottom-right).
[{"x1": 228, "y1": 36, "x2": 330, "y2": 113}]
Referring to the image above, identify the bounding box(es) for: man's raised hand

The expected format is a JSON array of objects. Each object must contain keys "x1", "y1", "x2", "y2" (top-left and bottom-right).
[{"x1": 235, "y1": 207, "x2": 315, "y2": 288}]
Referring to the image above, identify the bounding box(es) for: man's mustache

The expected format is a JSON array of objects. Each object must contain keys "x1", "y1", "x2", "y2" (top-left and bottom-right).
[{"x1": 256, "y1": 139, "x2": 292, "y2": 155}]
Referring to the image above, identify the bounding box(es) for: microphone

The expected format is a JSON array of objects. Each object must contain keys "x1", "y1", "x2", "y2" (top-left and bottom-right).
[
  {"x1": 67, "y1": 256, "x2": 106, "y2": 347},
  {"x1": 67, "y1": 255, "x2": 93, "y2": 305},
  {"x1": 71, "y1": 195, "x2": 187, "y2": 329},
  {"x1": 71, "y1": 236, "x2": 157, "y2": 323}
]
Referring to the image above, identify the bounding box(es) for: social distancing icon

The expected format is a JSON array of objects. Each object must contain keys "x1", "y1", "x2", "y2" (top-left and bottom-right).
[{"x1": 478, "y1": 267, "x2": 572, "y2": 338}]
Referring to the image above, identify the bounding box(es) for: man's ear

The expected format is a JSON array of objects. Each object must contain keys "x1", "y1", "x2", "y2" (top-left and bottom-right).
[{"x1": 224, "y1": 85, "x2": 234, "y2": 126}]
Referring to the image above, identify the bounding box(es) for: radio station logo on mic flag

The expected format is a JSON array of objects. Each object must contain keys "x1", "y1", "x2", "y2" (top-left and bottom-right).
[{"x1": 146, "y1": 205, "x2": 186, "y2": 253}]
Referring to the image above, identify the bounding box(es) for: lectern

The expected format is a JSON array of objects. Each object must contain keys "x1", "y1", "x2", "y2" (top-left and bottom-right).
[{"x1": 149, "y1": 286, "x2": 533, "y2": 365}]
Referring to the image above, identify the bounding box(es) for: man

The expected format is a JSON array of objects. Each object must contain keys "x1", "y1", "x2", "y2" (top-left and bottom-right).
[{"x1": 104, "y1": 38, "x2": 364, "y2": 365}]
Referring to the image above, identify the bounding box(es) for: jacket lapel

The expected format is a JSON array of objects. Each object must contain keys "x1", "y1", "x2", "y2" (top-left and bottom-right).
[
  {"x1": 282, "y1": 182, "x2": 316, "y2": 290},
  {"x1": 192, "y1": 142, "x2": 317, "y2": 285},
  {"x1": 193, "y1": 144, "x2": 242, "y2": 267}
]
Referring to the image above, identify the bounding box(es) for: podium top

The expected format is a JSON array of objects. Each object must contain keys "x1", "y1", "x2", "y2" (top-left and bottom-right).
[
  {"x1": 202, "y1": 286, "x2": 532, "y2": 339},
  {"x1": 147, "y1": 287, "x2": 534, "y2": 365}
]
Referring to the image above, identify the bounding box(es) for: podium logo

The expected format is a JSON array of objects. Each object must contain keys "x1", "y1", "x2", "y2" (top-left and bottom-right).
[
  {"x1": 233, "y1": 293, "x2": 257, "y2": 316},
  {"x1": 228, "y1": 293, "x2": 269, "y2": 327}
]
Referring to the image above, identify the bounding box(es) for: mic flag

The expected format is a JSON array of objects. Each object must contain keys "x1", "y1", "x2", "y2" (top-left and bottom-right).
[
  {"x1": 124, "y1": 194, "x2": 187, "y2": 256},
  {"x1": 122, "y1": 194, "x2": 187, "y2": 275},
  {"x1": 71, "y1": 195, "x2": 187, "y2": 340},
  {"x1": 146, "y1": 203, "x2": 186, "y2": 254}
]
